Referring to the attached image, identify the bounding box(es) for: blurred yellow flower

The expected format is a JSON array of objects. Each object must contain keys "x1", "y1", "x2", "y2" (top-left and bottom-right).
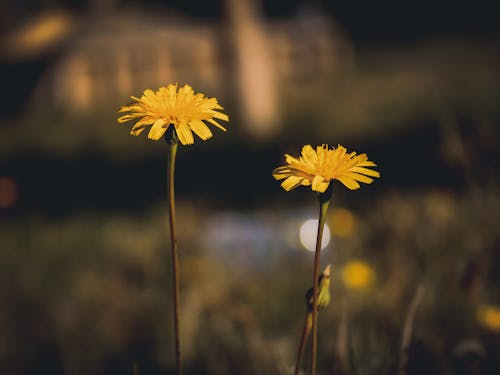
[
  {"x1": 476, "y1": 305, "x2": 500, "y2": 333},
  {"x1": 273, "y1": 144, "x2": 379, "y2": 193},
  {"x1": 341, "y1": 260, "x2": 375, "y2": 290},
  {"x1": 117, "y1": 84, "x2": 229, "y2": 145}
]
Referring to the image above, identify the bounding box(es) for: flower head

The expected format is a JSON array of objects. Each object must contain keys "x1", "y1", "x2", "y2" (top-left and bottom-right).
[
  {"x1": 273, "y1": 144, "x2": 379, "y2": 193},
  {"x1": 117, "y1": 84, "x2": 229, "y2": 145}
]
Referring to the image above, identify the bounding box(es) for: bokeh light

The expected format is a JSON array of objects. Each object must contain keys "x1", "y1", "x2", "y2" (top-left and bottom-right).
[
  {"x1": 299, "y1": 219, "x2": 331, "y2": 252},
  {"x1": 476, "y1": 305, "x2": 500, "y2": 333},
  {"x1": 3, "y1": 11, "x2": 75, "y2": 60},
  {"x1": 341, "y1": 260, "x2": 376, "y2": 290},
  {"x1": 330, "y1": 207, "x2": 357, "y2": 237},
  {"x1": 0, "y1": 176, "x2": 19, "y2": 208}
]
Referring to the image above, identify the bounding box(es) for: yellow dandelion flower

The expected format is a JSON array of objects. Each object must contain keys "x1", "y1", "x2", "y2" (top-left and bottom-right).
[
  {"x1": 273, "y1": 144, "x2": 380, "y2": 193},
  {"x1": 341, "y1": 260, "x2": 375, "y2": 290},
  {"x1": 117, "y1": 84, "x2": 229, "y2": 145}
]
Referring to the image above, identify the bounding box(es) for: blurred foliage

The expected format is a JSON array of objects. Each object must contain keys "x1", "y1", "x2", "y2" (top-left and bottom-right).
[{"x1": 1, "y1": 187, "x2": 500, "y2": 373}]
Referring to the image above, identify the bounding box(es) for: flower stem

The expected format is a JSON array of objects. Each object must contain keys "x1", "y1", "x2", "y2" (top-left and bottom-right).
[
  {"x1": 294, "y1": 312, "x2": 313, "y2": 375},
  {"x1": 166, "y1": 134, "x2": 182, "y2": 375},
  {"x1": 311, "y1": 194, "x2": 330, "y2": 375}
]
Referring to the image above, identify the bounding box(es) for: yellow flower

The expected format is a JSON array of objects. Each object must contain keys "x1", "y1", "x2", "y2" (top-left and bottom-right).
[
  {"x1": 273, "y1": 144, "x2": 380, "y2": 193},
  {"x1": 117, "y1": 84, "x2": 229, "y2": 145},
  {"x1": 341, "y1": 260, "x2": 375, "y2": 290}
]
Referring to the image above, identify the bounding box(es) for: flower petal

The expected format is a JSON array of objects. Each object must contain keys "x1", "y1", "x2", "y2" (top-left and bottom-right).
[
  {"x1": 285, "y1": 154, "x2": 300, "y2": 164},
  {"x1": 350, "y1": 167, "x2": 380, "y2": 178},
  {"x1": 175, "y1": 123, "x2": 195, "y2": 145},
  {"x1": 355, "y1": 160, "x2": 377, "y2": 167},
  {"x1": 206, "y1": 118, "x2": 227, "y2": 132},
  {"x1": 311, "y1": 175, "x2": 325, "y2": 192},
  {"x1": 281, "y1": 175, "x2": 304, "y2": 191},
  {"x1": 272, "y1": 166, "x2": 291, "y2": 180},
  {"x1": 312, "y1": 180, "x2": 330, "y2": 193},
  {"x1": 210, "y1": 110, "x2": 229, "y2": 121},
  {"x1": 130, "y1": 125, "x2": 146, "y2": 136},
  {"x1": 189, "y1": 120, "x2": 213, "y2": 141},
  {"x1": 148, "y1": 119, "x2": 167, "y2": 140},
  {"x1": 337, "y1": 175, "x2": 361, "y2": 190},
  {"x1": 347, "y1": 172, "x2": 374, "y2": 184}
]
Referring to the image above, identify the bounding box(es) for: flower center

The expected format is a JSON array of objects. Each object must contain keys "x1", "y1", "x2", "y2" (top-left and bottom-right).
[{"x1": 166, "y1": 114, "x2": 177, "y2": 126}]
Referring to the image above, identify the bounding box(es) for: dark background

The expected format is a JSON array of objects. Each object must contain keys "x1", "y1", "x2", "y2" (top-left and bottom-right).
[{"x1": 0, "y1": 1, "x2": 499, "y2": 374}]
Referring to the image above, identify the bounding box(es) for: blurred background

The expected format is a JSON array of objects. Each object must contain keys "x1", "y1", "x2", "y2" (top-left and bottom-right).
[{"x1": 1, "y1": 0, "x2": 499, "y2": 374}]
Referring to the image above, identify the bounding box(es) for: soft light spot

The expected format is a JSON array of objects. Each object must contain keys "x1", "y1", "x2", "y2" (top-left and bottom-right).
[
  {"x1": 0, "y1": 177, "x2": 19, "y2": 208},
  {"x1": 331, "y1": 208, "x2": 357, "y2": 237},
  {"x1": 4, "y1": 11, "x2": 75, "y2": 59},
  {"x1": 299, "y1": 219, "x2": 330, "y2": 252},
  {"x1": 341, "y1": 260, "x2": 375, "y2": 290},
  {"x1": 476, "y1": 305, "x2": 500, "y2": 333}
]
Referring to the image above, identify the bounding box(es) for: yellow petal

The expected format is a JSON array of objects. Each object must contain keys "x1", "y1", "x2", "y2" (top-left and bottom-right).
[
  {"x1": 272, "y1": 166, "x2": 291, "y2": 180},
  {"x1": 281, "y1": 175, "x2": 303, "y2": 191},
  {"x1": 117, "y1": 115, "x2": 133, "y2": 123},
  {"x1": 190, "y1": 120, "x2": 213, "y2": 140},
  {"x1": 126, "y1": 118, "x2": 155, "y2": 135},
  {"x1": 285, "y1": 154, "x2": 300, "y2": 164},
  {"x1": 337, "y1": 176, "x2": 360, "y2": 190},
  {"x1": 347, "y1": 173, "x2": 373, "y2": 184},
  {"x1": 312, "y1": 181, "x2": 330, "y2": 193},
  {"x1": 356, "y1": 160, "x2": 377, "y2": 167},
  {"x1": 130, "y1": 126, "x2": 146, "y2": 136},
  {"x1": 175, "y1": 123, "x2": 195, "y2": 145},
  {"x1": 148, "y1": 119, "x2": 167, "y2": 140},
  {"x1": 302, "y1": 145, "x2": 316, "y2": 160},
  {"x1": 130, "y1": 121, "x2": 149, "y2": 134},
  {"x1": 142, "y1": 89, "x2": 157, "y2": 103},
  {"x1": 118, "y1": 105, "x2": 135, "y2": 113},
  {"x1": 311, "y1": 175, "x2": 324, "y2": 191},
  {"x1": 117, "y1": 113, "x2": 143, "y2": 123},
  {"x1": 179, "y1": 84, "x2": 194, "y2": 96},
  {"x1": 206, "y1": 118, "x2": 227, "y2": 132},
  {"x1": 210, "y1": 110, "x2": 229, "y2": 121},
  {"x1": 351, "y1": 167, "x2": 380, "y2": 178}
]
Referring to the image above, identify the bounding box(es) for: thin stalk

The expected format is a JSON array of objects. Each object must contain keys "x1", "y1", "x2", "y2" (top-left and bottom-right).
[
  {"x1": 397, "y1": 284, "x2": 425, "y2": 375},
  {"x1": 294, "y1": 312, "x2": 313, "y2": 375},
  {"x1": 167, "y1": 138, "x2": 182, "y2": 375},
  {"x1": 311, "y1": 197, "x2": 330, "y2": 375}
]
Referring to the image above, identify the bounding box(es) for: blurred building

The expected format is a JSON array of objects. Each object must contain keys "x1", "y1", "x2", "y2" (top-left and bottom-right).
[{"x1": 3, "y1": 0, "x2": 352, "y2": 137}]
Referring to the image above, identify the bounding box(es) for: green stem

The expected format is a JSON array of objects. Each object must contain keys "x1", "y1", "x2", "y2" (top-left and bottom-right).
[
  {"x1": 167, "y1": 137, "x2": 182, "y2": 375},
  {"x1": 311, "y1": 195, "x2": 330, "y2": 375}
]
